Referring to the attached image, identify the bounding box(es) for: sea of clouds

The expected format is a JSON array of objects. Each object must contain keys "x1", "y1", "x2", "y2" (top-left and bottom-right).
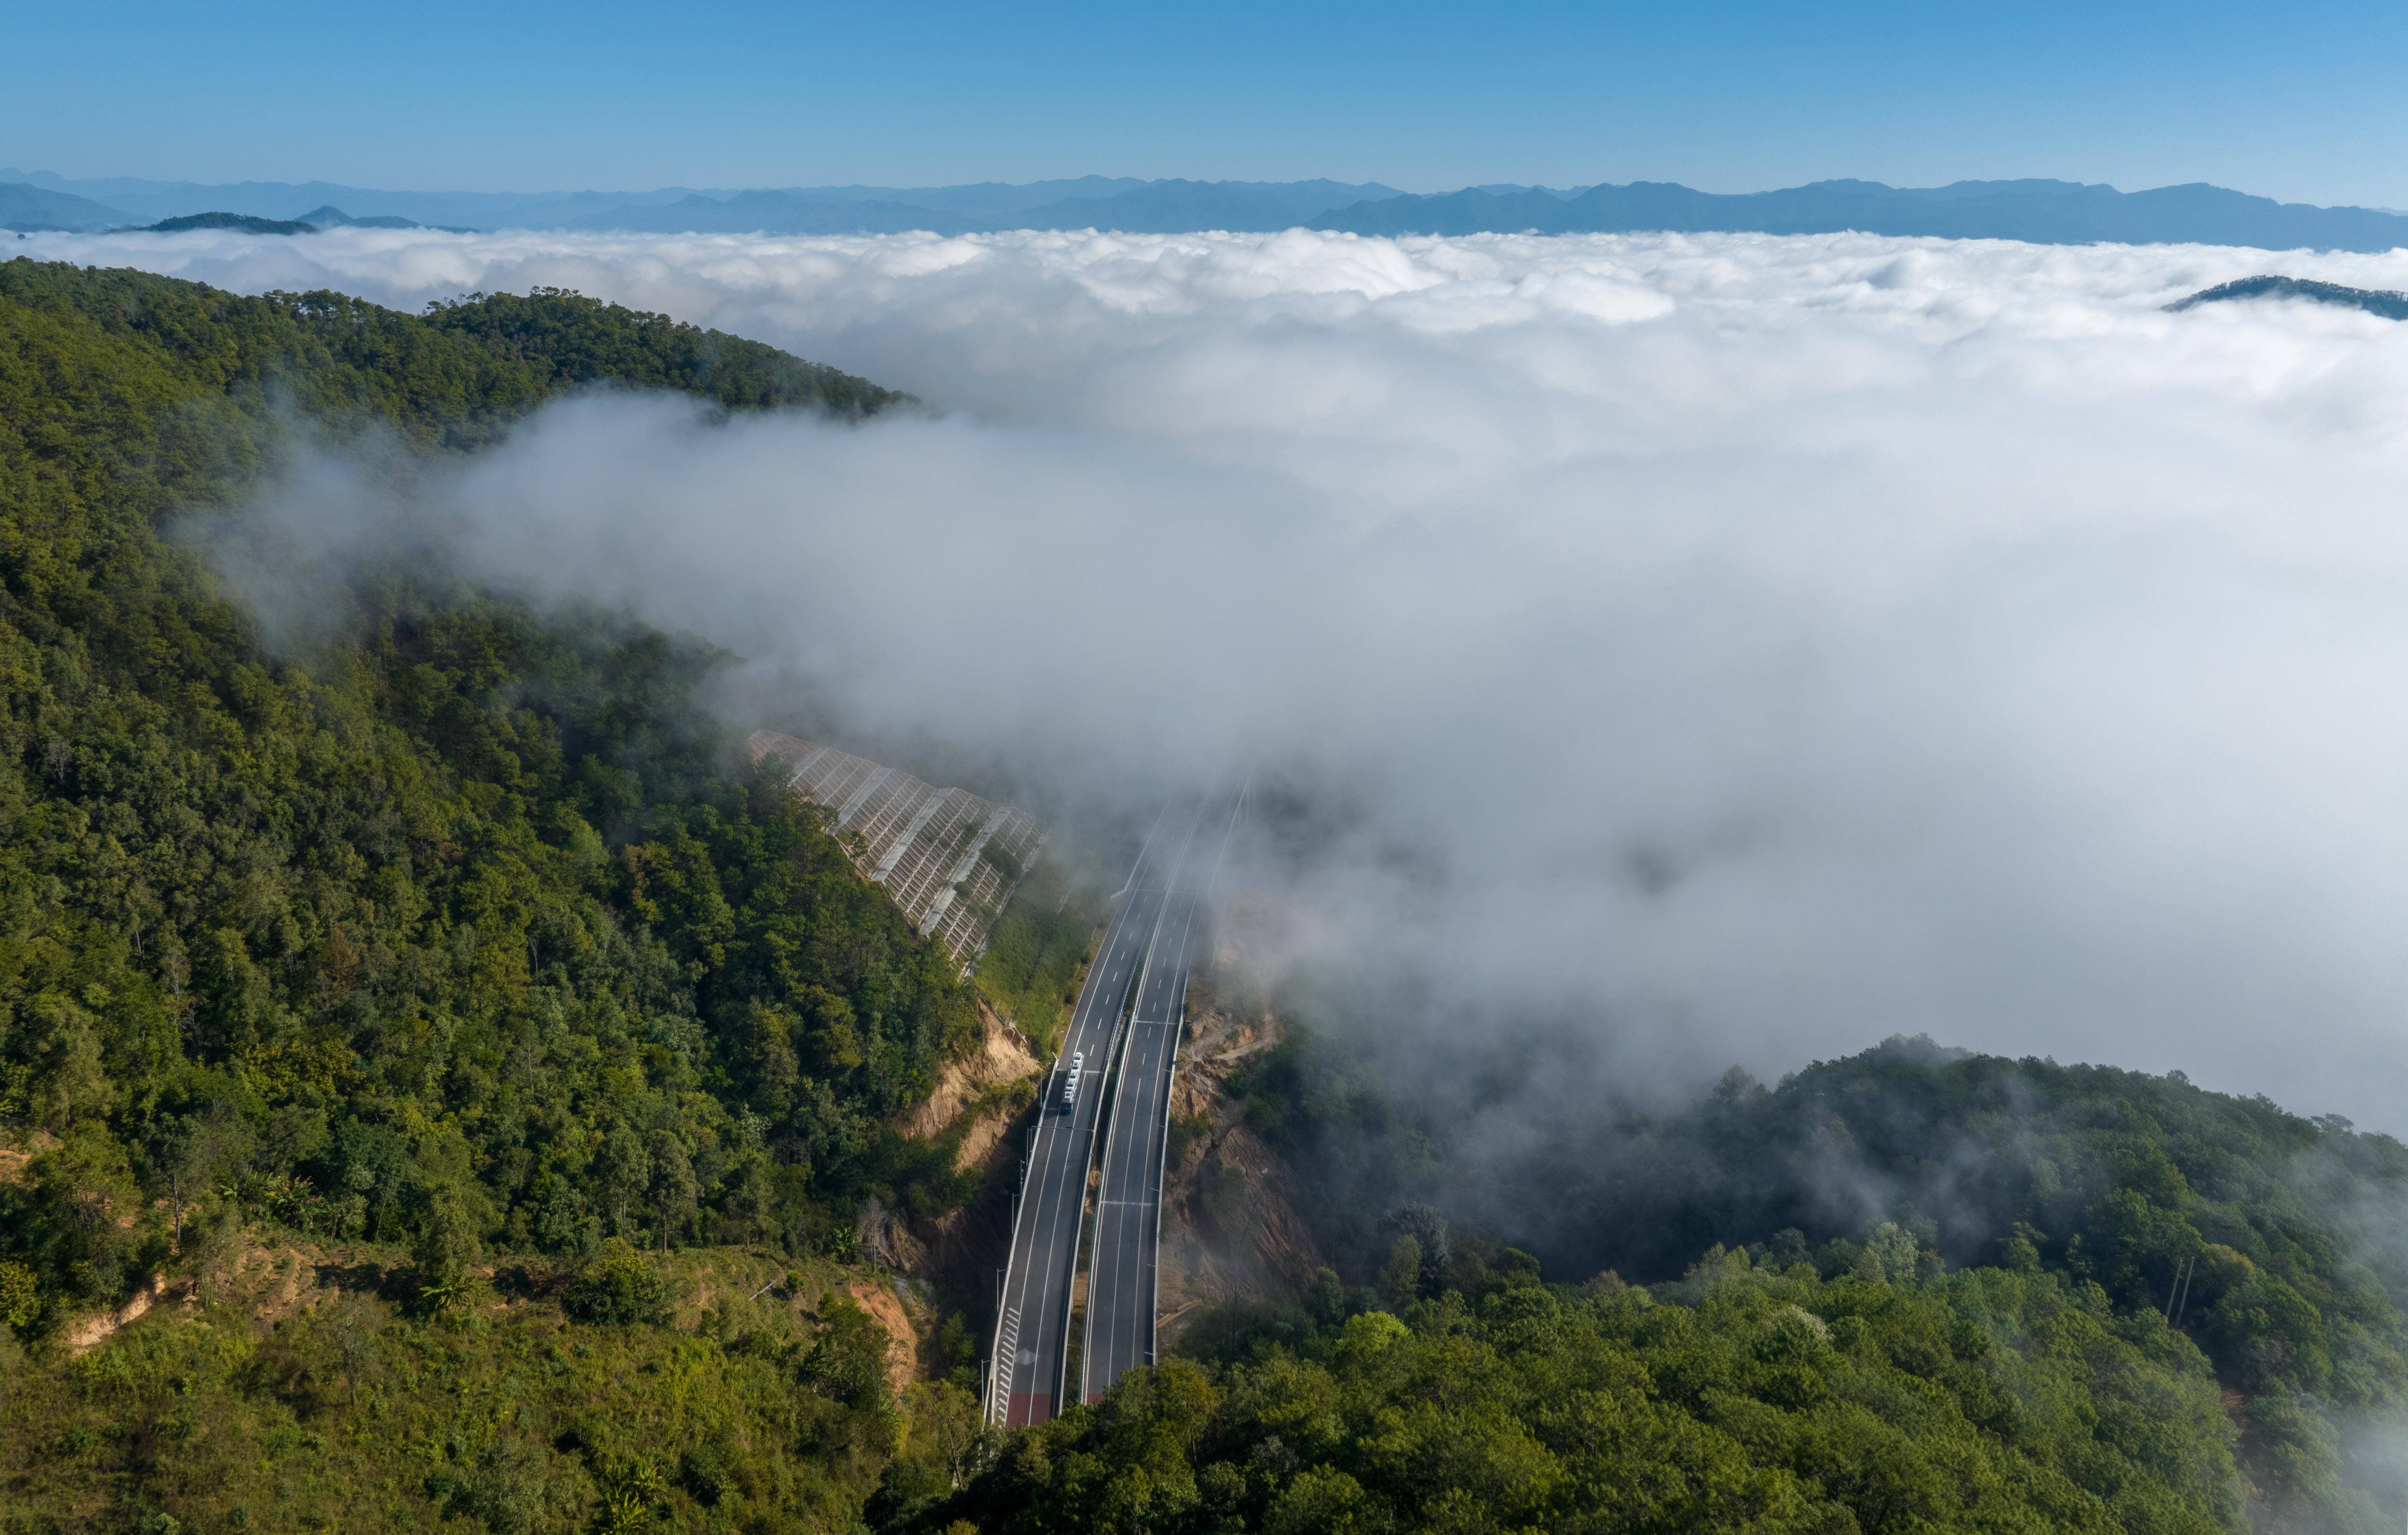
[{"x1": 24, "y1": 223, "x2": 2408, "y2": 1130}]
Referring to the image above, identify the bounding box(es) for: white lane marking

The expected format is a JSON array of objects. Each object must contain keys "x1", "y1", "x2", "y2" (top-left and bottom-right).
[{"x1": 995, "y1": 813, "x2": 1181, "y2": 1426}]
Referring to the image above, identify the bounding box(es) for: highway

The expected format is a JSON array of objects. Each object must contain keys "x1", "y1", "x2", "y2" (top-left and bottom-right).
[
  {"x1": 1080, "y1": 784, "x2": 1243, "y2": 1405},
  {"x1": 986, "y1": 797, "x2": 1200, "y2": 1428}
]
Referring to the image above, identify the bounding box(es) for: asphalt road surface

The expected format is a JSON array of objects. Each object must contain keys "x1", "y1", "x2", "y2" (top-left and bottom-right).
[
  {"x1": 1080, "y1": 785, "x2": 1244, "y2": 1405},
  {"x1": 987, "y1": 797, "x2": 1201, "y2": 1428}
]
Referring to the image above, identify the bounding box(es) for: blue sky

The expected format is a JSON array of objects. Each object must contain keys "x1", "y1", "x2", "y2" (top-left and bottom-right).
[{"x1": 9, "y1": 0, "x2": 2407, "y2": 205}]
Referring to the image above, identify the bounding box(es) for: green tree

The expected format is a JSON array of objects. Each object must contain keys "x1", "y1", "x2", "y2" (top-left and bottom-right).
[
  {"x1": 1378, "y1": 1234, "x2": 1422, "y2": 1307},
  {"x1": 410, "y1": 1184, "x2": 483, "y2": 1307},
  {"x1": 563, "y1": 1238, "x2": 668, "y2": 1325}
]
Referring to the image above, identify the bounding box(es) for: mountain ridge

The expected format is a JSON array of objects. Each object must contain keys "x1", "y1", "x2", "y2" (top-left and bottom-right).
[
  {"x1": 1313, "y1": 177, "x2": 2408, "y2": 251},
  {"x1": 0, "y1": 180, "x2": 134, "y2": 232},
  {"x1": 10, "y1": 169, "x2": 2406, "y2": 249}
]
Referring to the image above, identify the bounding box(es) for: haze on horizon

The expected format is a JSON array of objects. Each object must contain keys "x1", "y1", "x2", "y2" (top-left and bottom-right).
[{"x1": 9, "y1": 0, "x2": 2408, "y2": 209}]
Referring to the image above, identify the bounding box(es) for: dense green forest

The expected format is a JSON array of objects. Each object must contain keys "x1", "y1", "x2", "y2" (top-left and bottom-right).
[
  {"x1": 0, "y1": 258, "x2": 961, "y2": 1332},
  {"x1": 1218, "y1": 1027, "x2": 2408, "y2": 1532},
  {"x1": 903, "y1": 1245, "x2": 2249, "y2": 1534}
]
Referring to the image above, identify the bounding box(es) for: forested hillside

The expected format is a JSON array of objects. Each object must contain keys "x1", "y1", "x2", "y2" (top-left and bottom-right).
[
  {"x1": 904, "y1": 1248, "x2": 2249, "y2": 1534},
  {"x1": 0, "y1": 260, "x2": 967, "y2": 1313},
  {"x1": 6, "y1": 1241, "x2": 970, "y2": 1531},
  {"x1": 1213, "y1": 1028, "x2": 2408, "y2": 1532},
  {"x1": 0, "y1": 260, "x2": 1014, "y2": 1527}
]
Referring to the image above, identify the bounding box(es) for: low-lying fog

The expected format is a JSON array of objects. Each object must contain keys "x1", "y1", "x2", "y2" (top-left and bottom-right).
[{"x1": 32, "y1": 223, "x2": 2408, "y2": 1131}]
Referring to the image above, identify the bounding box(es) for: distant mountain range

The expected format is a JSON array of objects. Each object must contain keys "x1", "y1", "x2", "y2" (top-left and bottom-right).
[
  {"x1": 9, "y1": 169, "x2": 2408, "y2": 252},
  {"x1": 0, "y1": 189, "x2": 486, "y2": 237},
  {"x1": 0, "y1": 180, "x2": 134, "y2": 232},
  {"x1": 558, "y1": 178, "x2": 1402, "y2": 236},
  {"x1": 1313, "y1": 178, "x2": 2408, "y2": 252}
]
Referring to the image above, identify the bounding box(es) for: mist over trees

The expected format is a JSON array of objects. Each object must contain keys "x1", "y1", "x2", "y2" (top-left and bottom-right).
[
  {"x1": 1219, "y1": 1025, "x2": 2408, "y2": 1530},
  {"x1": 10, "y1": 256, "x2": 2408, "y2": 1531}
]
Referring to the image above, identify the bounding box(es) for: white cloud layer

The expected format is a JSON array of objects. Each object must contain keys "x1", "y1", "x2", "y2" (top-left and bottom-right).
[{"x1": 29, "y1": 224, "x2": 2408, "y2": 1127}]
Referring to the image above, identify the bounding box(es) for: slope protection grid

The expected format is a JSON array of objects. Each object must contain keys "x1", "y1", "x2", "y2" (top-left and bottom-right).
[{"x1": 746, "y1": 731, "x2": 1045, "y2": 966}]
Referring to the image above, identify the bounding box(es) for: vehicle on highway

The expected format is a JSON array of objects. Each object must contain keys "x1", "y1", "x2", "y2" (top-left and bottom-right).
[{"x1": 1054, "y1": 1051, "x2": 1084, "y2": 1113}]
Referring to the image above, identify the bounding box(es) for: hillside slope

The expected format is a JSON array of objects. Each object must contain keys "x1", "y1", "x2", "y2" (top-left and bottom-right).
[
  {"x1": 0, "y1": 260, "x2": 948, "y2": 1343},
  {"x1": 902, "y1": 1252, "x2": 2251, "y2": 1534},
  {"x1": 1223, "y1": 1023, "x2": 2408, "y2": 1531},
  {"x1": 0, "y1": 1230, "x2": 976, "y2": 1533},
  {"x1": 0, "y1": 260, "x2": 1043, "y2": 1532}
]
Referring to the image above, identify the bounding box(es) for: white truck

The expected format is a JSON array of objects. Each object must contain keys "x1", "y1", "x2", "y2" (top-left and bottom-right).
[{"x1": 1054, "y1": 1051, "x2": 1085, "y2": 1113}]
